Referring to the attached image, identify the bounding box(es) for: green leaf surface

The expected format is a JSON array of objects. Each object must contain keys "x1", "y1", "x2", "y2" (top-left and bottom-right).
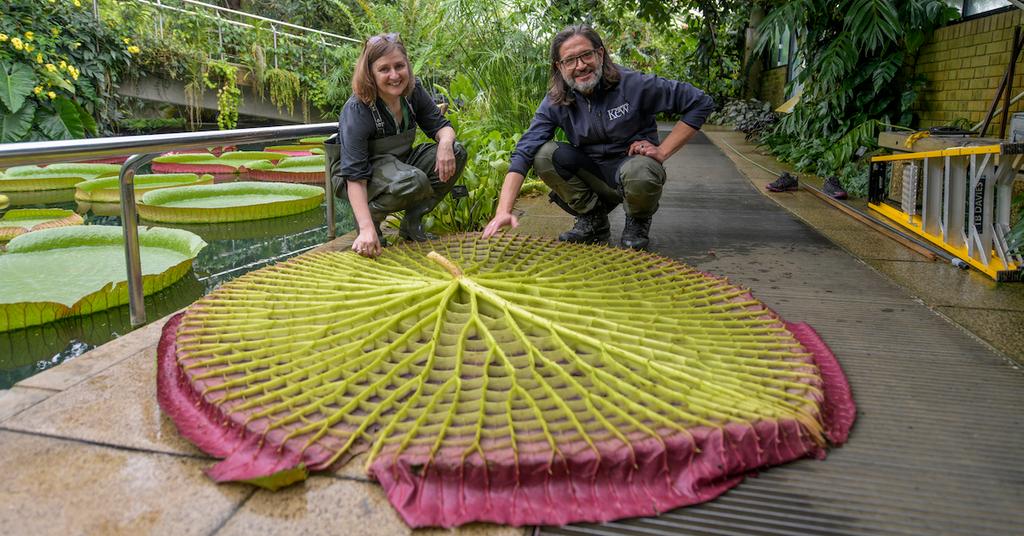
[
  {"x1": 0, "y1": 226, "x2": 206, "y2": 331},
  {"x1": 0, "y1": 63, "x2": 35, "y2": 114},
  {"x1": 138, "y1": 181, "x2": 324, "y2": 223},
  {"x1": 153, "y1": 152, "x2": 284, "y2": 170},
  {"x1": 1, "y1": 102, "x2": 35, "y2": 143},
  {"x1": 247, "y1": 155, "x2": 325, "y2": 173},
  {"x1": 0, "y1": 209, "x2": 84, "y2": 242},
  {"x1": 39, "y1": 98, "x2": 86, "y2": 140},
  {"x1": 75, "y1": 173, "x2": 213, "y2": 203}
]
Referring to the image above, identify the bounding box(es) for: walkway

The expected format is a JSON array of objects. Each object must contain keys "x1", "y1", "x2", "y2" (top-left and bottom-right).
[{"x1": 0, "y1": 129, "x2": 1021, "y2": 535}]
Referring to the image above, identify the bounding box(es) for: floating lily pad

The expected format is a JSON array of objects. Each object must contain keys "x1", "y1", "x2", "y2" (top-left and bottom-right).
[
  {"x1": 265, "y1": 145, "x2": 317, "y2": 156},
  {"x1": 150, "y1": 151, "x2": 284, "y2": 178},
  {"x1": 298, "y1": 136, "x2": 328, "y2": 145},
  {"x1": 75, "y1": 201, "x2": 122, "y2": 217},
  {"x1": 0, "y1": 209, "x2": 84, "y2": 243},
  {"x1": 137, "y1": 181, "x2": 324, "y2": 223},
  {"x1": 0, "y1": 226, "x2": 206, "y2": 332},
  {"x1": 149, "y1": 207, "x2": 325, "y2": 242},
  {"x1": 2, "y1": 189, "x2": 76, "y2": 207},
  {"x1": 75, "y1": 173, "x2": 214, "y2": 203},
  {"x1": 158, "y1": 234, "x2": 855, "y2": 528},
  {"x1": 0, "y1": 163, "x2": 122, "y2": 192},
  {"x1": 0, "y1": 195, "x2": 7, "y2": 210},
  {"x1": 248, "y1": 155, "x2": 326, "y2": 184}
]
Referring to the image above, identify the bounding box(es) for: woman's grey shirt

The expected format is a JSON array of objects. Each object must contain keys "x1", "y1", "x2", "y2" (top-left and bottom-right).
[
  {"x1": 337, "y1": 80, "x2": 451, "y2": 182},
  {"x1": 509, "y1": 66, "x2": 715, "y2": 176}
]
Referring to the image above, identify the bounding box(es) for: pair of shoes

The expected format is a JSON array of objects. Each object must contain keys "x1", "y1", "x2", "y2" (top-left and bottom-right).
[
  {"x1": 766, "y1": 172, "x2": 798, "y2": 192},
  {"x1": 559, "y1": 209, "x2": 610, "y2": 243},
  {"x1": 822, "y1": 176, "x2": 848, "y2": 199},
  {"x1": 621, "y1": 215, "x2": 652, "y2": 249}
]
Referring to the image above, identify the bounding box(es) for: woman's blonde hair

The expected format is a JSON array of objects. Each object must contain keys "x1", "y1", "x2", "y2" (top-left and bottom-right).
[{"x1": 352, "y1": 33, "x2": 415, "y2": 105}]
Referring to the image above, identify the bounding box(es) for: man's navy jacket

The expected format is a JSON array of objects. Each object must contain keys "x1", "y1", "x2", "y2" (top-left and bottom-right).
[{"x1": 509, "y1": 66, "x2": 715, "y2": 176}]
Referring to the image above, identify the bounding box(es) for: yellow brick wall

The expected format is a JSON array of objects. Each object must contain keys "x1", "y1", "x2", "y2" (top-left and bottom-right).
[
  {"x1": 914, "y1": 10, "x2": 1024, "y2": 135},
  {"x1": 759, "y1": 66, "x2": 788, "y2": 108}
]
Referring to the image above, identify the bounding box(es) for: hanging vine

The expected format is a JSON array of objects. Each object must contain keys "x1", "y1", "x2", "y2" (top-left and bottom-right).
[
  {"x1": 203, "y1": 59, "x2": 241, "y2": 130},
  {"x1": 266, "y1": 67, "x2": 301, "y2": 116}
]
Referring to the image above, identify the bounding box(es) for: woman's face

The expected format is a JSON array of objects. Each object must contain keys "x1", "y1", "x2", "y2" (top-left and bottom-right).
[{"x1": 371, "y1": 49, "x2": 410, "y2": 101}]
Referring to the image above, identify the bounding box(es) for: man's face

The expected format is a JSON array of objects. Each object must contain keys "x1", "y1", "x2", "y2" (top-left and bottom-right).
[{"x1": 558, "y1": 35, "x2": 603, "y2": 94}]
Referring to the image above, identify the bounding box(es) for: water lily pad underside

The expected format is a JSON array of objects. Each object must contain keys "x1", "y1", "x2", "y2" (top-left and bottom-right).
[
  {"x1": 0, "y1": 209, "x2": 84, "y2": 242},
  {"x1": 137, "y1": 182, "x2": 324, "y2": 223},
  {"x1": 0, "y1": 163, "x2": 122, "y2": 192},
  {"x1": 0, "y1": 226, "x2": 206, "y2": 332},
  {"x1": 158, "y1": 234, "x2": 856, "y2": 528},
  {"x1": 150, "y1": 152, "x2": 284, "y2": 176},
  {"x1": 75, "y1": 173, "x2": 214, "y2": 203},
  {"x1": 248, "y1": 155, "x2": 326, "y2": 184}
]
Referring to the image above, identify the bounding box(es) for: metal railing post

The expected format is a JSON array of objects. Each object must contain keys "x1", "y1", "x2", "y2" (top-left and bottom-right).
[
  {"x1": 272, "y1": 24, "x2": 279, "y2": 69},
  {"x1": 325, "y1": 167, "x2": 335, "y2": 241},
  {"x1": 156, "y1": 0, "x2": 165, "y2": 40},
  {"x1": 119, "y1": 153, "x2": 158, "y2": 327},
  {"x1": 93, "y1": 0, "x2": 100, "y2": 21}
]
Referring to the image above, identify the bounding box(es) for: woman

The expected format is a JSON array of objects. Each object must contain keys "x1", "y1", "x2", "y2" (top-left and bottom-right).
[{"x1": 333, "y1": 33, "x2": 467, "y2": 258}]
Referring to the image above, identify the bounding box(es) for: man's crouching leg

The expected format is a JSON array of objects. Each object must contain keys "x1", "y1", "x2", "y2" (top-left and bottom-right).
[
  {"x1": 534, "y1": 141, "x2": 611, "y2": 244},
  {"x1": 619, "y1": 156, "x2": 666, "y2": 249}
]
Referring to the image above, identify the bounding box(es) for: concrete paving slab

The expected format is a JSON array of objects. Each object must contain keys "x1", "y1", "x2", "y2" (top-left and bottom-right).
[
  {"x1": 15, "y1": 317, "x2": 169, "y2": 392},
  {"x1": 0, "y1": 431, "x2": 251, "y2": 535},
  {"x1": 4, "y1": 346, "x2": 205, "y2": 457},
  {"x1": 0, "y1": 385, "x2": 55, "y2": 422},
  {"x1": 216, "y1": 475, "x2": 525, "y2": 536}
]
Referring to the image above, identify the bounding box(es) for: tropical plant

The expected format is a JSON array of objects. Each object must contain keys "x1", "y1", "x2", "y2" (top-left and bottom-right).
[
  {"x1": 158, "y1": 233, "x2": 855, "y2": 525},
  {"x1": 203, "y1": 59, "x2": 241, "y2": 130},
  {"x1": 755, "y1": 0, "x2": 958, "y2": 195}
]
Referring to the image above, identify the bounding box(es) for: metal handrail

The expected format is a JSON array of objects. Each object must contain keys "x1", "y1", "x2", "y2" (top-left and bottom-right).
[{"x1": 0, "y1": 122, "x2": 338, "y2": 328}]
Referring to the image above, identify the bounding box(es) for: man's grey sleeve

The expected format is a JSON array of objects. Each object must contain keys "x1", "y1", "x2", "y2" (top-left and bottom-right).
[{"x1": 508, "y1": 102, "x2": 559, "y2": 176}]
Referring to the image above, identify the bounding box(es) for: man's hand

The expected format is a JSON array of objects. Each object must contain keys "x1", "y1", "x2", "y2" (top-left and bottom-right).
[
  {"x1": 482, "y1": 211, "x2": 519, "y2": 238},
  {"x1": 628, "y1": 140, "x2": 666, "y2": 163},
  {"x1": 352, "y1": 229, "x2": 382, "y2": 258}
]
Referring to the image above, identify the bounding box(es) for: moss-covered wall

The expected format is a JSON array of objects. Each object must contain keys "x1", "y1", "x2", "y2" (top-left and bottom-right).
[
  {"x1": 913, "y1": 10, "x2": 1024, "y2": 134},
  {"x1": 759, "y1": 66, "x2": 788, "y2": 108}
]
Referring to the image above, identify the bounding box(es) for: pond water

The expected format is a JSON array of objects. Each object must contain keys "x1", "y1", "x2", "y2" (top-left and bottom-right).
[{"x1": 0, "y1": 178, "x2": 355, "y2": 389}]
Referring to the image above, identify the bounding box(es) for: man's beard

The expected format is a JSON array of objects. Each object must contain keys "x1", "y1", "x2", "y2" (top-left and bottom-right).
[{"x1": 563, "y1": 61, "x2": 603, "y2": 94}]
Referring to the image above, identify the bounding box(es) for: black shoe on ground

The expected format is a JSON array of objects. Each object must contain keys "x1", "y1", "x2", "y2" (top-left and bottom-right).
[
  {"x1": 558, "y1": 209, "x2": 610, "y2": 243},
  {"x1": 822, "y1": 176, "x2": 848, "y2": 199},
  {"x1": 766, "y1": 172, "x2": 798, "y2": 192},
  {"x1": 621, "y1": 215, "x2": 652, "y2": 250},
  {"x1": 398, "y1": 207, "x2": 438, "y2": 242}
]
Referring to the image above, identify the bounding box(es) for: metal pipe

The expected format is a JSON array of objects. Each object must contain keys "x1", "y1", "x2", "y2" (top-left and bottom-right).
[
  {"x1": 325, "y1": 167, "x2": 336, "y2": 241},
  {"x1": 172, "y1": 0, "x2": 359, "y2": 43},
  {"x1": 119, "y1": 153, "x2": 157, "y2": 327}
]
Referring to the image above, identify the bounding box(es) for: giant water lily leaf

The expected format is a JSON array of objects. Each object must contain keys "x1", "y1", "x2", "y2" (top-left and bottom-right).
[
  {"x1": 137, "y1": 181, "x2": 324, "y2": 223},
  {"x1": 158, "y1": 234, "x2": 856, "y2": 528},
  {"x1": 75, "y1": 173, "x2": 214, "y2": 203},
  {"x1": 0, "y1": 194, "x2": 8, "y2": 210},
  {"x1": 0, "y1": 163, "x2": 121, "y2": 192},
  {"x1": 264, "y1": 145, "x2": 318, "y2": 156},
  {"x1": 0, "y1": 226, "x2": 205, "y2": 332},
  {"x1": 0, "y1": 208, "x2": 83, "y2": 242},
  {"x1": 248, "y1": 155, "x2": 325, "y2": 184},
  {"x1": 151, "y1": 151, "x2": 284, "y2": 175}
]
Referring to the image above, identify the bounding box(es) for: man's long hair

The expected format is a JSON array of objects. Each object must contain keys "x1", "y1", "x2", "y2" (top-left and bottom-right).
[{"x1": 547, "y1": 24, "x2": 620, "y2": 106}]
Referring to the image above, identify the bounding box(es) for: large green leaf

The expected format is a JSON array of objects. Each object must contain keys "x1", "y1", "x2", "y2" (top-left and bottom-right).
[
  {"x1": 138, "y1": 181, "x2": 324, "y2": 223},
  {"x1": 75, "y1": 173, "x2": 213, "y2": 203},
  {"x1": 39, "y1": 98, "x2": 85, "y2": 140},
  {"x1": 0, "y1": 208, "x2": 84, "y2": 242},
  {"x1": 0, "y1": 63, "x2": 35, "y2": 114},
  {"x1": 1, "y1": 101, "x2": 35, "y2": 143},
  {"x1": 0, "y1": 226, "x2": 206, "y2": 332}
]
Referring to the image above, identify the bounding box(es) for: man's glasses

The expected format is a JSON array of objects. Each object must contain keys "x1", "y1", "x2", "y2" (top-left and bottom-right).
[
  {"x1": 366, "y1": 33, "x2": 400, "y2": 47},
  {"x1": 558, "y1": 48, "x2": 600, "y2": 69}
]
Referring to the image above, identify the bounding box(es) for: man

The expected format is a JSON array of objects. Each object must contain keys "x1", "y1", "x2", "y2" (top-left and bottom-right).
[{"x1": 482, "y1": 24, "x2": 715, "y2": 249}]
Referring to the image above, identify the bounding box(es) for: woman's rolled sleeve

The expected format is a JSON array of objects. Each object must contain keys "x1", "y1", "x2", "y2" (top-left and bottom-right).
[{"x1": 338, "y1": 98, "x2": 375, "y2": 181}]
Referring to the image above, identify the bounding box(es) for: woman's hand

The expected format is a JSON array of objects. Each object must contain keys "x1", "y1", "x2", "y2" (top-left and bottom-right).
[
  {"x1": 435, "y1": 140, "x2": 457, "y2": 182},
  {"x1": 482, "y1": 211, "x2": 519, "y2": 238},
  {"x1": 352, "y1": 229, "x2": 382, "y2": 258}
]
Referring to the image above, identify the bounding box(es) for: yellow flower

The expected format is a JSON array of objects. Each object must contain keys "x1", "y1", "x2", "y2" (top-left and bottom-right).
[
  {"x1": 36, "y1": 54, "x2": 44, "y2": 64},
  {"x1": 69, "y1": 68, "x2": 79, "y2": 81},
  {"x1": 127, "y1": 45, "x2": 140, "y2": 54},
  {"x1": 12, "y1": 37, "x2": 23, "y2": 50},
  {"x1": 74, "y1": 0, "x2": 81, "y2": 7},
  {"x1": 122, "y1": 37, "x2": 131, "y2": 44},
  {"x1": 59, "y1": 60, "x2": 67, "y2": 69},
  {"x1": 33, "y1": 86, "x2": 43, "y2": 95},
  {"x1": 47, "y1": 91, "x2": 56, "y2": 99},
  {"x1": 24, "y1": 32, "x2": 34, "y2": 41},
  {"x1": 0, "y1": 34, "x2": 8, "y2": 43},
  {"x1": 51, "y1": 28, "x2": 60, "y2": 38},
  {"x1": 24, "y1": 43, "x2": 33, "y2": 53},
  {"x1": 45, "y1": 63, "x2": 57, "y2": 72}
]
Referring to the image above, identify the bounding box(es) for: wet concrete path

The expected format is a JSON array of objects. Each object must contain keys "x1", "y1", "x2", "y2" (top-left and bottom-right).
[{"x1": 540, "y1": 132, "x2": 1024, "y2": 535}]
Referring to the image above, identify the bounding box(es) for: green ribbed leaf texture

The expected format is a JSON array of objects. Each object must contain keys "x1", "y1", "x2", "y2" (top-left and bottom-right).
[{"x1": 159, "y1": 234, "x2": 855, "y2": 528}]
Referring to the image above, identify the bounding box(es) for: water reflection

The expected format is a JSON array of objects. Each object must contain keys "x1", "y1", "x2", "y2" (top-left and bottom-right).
[{"x1": 0, "y1": 196, "x2": 355, "y2": 389}]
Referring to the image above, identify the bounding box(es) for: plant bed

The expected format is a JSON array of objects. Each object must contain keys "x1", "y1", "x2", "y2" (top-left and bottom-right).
[
  {"x1": 75, "y1": 173, "x2": 214, "y2": 203},
  {"x1": 137, "y1": 181, "x2": 324, "y2": 223},
  {"x1": 0, "y1": 209, "x2": 84, "y2": 243},
  {"x1": 0, "y1": 163, "x2": 122, "y2": 192},
  {"x1": 0, "y1": 226, "x2": 206, "y2": 332},
  {"x1": 247, "y1": 155, "x2": 326, "y2": 184}
]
